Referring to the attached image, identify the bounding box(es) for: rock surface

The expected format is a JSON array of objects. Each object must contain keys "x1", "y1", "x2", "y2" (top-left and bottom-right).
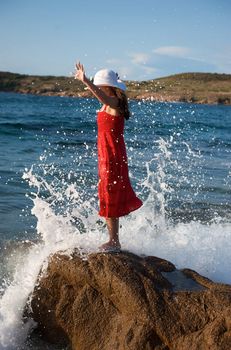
[{"x1": 27, "y1": 250, "x2": 231, "y2": 350}]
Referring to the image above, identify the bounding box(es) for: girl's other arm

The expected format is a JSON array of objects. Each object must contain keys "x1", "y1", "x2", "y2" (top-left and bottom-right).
[{"x1": 75, "y1": 62, "x2": 118, "y2": 108}]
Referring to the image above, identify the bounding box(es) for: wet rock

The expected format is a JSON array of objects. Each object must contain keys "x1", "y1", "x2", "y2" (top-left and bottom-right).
[{"x1": 27, "y1": 250, "x2": 231, "y2": 350}]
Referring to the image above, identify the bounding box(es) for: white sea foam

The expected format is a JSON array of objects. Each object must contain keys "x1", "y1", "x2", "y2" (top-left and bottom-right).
[
  {"x1": 0, "y1": 138, "x2": 230, "y2": 348},
  {"x1": 0, "y1": 196, "x2": 103, "y2": 348}
]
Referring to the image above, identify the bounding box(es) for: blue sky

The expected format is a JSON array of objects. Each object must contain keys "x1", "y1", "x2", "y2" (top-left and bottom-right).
[{"x1": 0, "y1": 0, "x2": 230, "y2": 80}]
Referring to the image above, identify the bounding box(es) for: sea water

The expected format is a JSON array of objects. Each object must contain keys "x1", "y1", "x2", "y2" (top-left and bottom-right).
[{"x1": 0, "y1": 92, "x2": 230, "y2": 349}]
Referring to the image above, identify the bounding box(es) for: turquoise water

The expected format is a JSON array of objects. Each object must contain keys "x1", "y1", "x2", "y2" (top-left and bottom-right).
[{"x1": 0, "y1": 91, "x2": 230, "y2": 348}]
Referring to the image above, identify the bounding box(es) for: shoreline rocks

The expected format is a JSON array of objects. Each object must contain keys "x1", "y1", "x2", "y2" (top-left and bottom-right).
[{"x1": 26, "y1": 250, "x2": 231, "y2": 350}]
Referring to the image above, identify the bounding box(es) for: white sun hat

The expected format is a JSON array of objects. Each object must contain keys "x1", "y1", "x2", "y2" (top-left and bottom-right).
[{"x1": 93, "y1": 69, "x2": 126, "y2": 91}]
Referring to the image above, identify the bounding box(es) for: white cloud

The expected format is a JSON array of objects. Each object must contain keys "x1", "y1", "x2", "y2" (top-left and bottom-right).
[
  {"x1": 117, "y1": 66, "x2": 134, "y2": 79},
  {"x1": 130, "y1": 52, "x2": 150, "y2": 65},
  {"x1": 153, "y1": 46, "x2": 191, "y2": 58},
  {"x1": 104, "y1": 58, "x2": 134, "y2": 79},
  {"x1": 103, "y1": 54, "x2": 159, "y2": 80},
  {"x1": 91, "y1": 44, "x2": 231, "y2": 80}
]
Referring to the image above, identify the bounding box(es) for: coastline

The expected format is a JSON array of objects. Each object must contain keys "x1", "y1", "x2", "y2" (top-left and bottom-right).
[{"x1": 1, "y1": 71, "x2": 231, "y2": 105}]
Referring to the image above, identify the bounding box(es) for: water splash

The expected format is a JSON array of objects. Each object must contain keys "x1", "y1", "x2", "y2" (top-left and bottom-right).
[{"x1": 0, "y1": 135, "x2": 230, "y2": 348}]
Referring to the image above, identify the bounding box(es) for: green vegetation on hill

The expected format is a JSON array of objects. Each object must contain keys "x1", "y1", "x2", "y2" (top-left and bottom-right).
[
  {"x1": 0, "y1": 71, "x2": 231, "y2": 104},
  {"x1": 127, "y1": 72, "x2": 231, "y2": 104},
  {"x1": 0, "y1": 71, "x2": 84, "y2": 95}
]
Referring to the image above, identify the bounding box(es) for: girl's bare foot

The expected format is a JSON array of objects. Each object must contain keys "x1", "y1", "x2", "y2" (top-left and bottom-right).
[
  {"x1": 98, "y1": 218, "x2": 121, "y2": 251},
  {"x1": 99, "y1": 239, "x2": 121, "y2": 251}
]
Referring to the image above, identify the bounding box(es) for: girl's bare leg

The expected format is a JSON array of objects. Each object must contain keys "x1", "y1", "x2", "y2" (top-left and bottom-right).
[{"x1": 100, "y1": 217, "x2": 121, "y2": 249}]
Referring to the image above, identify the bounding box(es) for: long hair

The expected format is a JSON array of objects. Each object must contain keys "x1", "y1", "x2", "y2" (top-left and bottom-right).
[{"x1": 108, "y1": 87, "x2": 130, "y2": 120}]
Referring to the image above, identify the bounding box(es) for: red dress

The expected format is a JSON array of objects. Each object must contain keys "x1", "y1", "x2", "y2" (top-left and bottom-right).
[{"x1": 97, "y1": 106, "x2": 143, "y2": 217}]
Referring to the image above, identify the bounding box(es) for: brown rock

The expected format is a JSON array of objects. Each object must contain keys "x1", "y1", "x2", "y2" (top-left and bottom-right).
[{"x1": 26, "y1": 250, "x2": 231, "y2": 350}]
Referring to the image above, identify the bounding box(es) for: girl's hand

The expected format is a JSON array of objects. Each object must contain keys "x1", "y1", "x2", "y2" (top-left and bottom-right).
[{"x1": 75, "y1": 62, "x2": 86, "y2": 83}]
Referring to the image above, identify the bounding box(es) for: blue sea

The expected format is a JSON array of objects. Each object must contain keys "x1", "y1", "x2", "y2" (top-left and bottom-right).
[{"x1": 0, "y1": 91, "x2": 230, "y2": 349}]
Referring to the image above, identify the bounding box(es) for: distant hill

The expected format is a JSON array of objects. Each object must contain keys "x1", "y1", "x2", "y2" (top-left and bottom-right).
[{"x1": 0, "y1": 71, "x2": 231, "y2": 105}]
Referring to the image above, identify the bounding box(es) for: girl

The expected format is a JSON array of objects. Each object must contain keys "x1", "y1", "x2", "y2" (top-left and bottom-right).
[{"x1": 75, "y1": 62, "x2": 142, "y2": 252}]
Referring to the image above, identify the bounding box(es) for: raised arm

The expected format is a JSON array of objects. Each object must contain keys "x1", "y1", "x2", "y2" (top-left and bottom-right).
[{"x1": 74, "y1": 62, "x2": 118, "y2": 108}]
